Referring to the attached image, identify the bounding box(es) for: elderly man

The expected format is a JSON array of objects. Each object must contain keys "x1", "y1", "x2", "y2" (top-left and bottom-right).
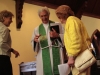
[{"x1": 31, "y1": 7, "x2": 66, "y2": 75}]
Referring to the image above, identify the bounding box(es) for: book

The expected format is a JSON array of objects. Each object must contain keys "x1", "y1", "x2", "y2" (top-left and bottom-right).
[{"x1": 50, "y1": 23, "x2": 63, "y2": 34}]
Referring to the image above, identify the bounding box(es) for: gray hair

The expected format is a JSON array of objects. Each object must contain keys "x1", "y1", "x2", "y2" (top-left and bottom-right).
[
  {"x1": 0, "y1": 10, "x2": 14, "y2": 22},
  {"x1": 38, "y1": 6, "x2": 50, "y2": 16}
]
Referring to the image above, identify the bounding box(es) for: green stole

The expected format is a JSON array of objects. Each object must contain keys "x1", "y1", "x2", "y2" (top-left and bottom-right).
[{"x1": 39, "y1": 21, "x2": 60, "y2": 75}]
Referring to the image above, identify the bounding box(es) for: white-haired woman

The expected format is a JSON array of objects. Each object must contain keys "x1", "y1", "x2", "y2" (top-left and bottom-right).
[{"x1": 0, "y1": 10, "x2": 20, "y2": 75}]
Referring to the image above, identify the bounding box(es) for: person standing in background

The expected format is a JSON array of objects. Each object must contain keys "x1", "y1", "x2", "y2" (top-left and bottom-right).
[
  {"x1": 55, "y1": 5, "x2": 91, "y2": 75},
  {"x1": 31, "y1": 7, "x2": 66, "y2": 75},
  {"x1": 0, "y1": 10, "x2": 20, "y2": 75}
]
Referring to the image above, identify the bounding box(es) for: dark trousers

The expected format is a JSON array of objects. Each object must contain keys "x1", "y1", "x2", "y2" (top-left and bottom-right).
[{"x1": 0, "y1": 55, "x2": 13, "y2": 75}]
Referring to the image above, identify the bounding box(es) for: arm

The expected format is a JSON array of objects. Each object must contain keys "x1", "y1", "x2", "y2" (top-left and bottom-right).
[
  {"x1": 65, "y1": 18, "x2": 82, "y2": 66},
  {"x1": 66, "y1": 20, "x2": 82, "y2": 57},
  {"x1": 58, "y1": 25, "x2": 65, "y2": 46},
  {"x1": 8, "y1": 48, "x2": 20, "y2": 58},
  {"x1": 0, "y1": 28, "x2": 19, "y2": 58},
  {"x1": 31, "y1": 27, "x2": 40, "y2": 52},
  {"x1": 50, "y1": 27, "x2": 64, "y2": 45},
  {"x1": 0, "y1": 28, "x2": 11, "y2": 52}
]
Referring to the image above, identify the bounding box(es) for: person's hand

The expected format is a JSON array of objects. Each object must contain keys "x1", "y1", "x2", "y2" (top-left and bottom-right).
[
  {"x1": 34, "y1": 35, "x2": 41, "y2": 42},
  {"x1": 50, "y1": 28, "x2": 59, "y2": 38},
  {"x1": 68, "y1": 56, "x2": 75, "y2": 67},
  {"x1": 12, "y1": 50, "x2": 20, "y2": 58}
]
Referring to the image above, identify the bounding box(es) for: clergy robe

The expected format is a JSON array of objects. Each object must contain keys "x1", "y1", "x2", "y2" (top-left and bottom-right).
[{"x1": 31, "y1": 22, "x2": 65, "y2": 75}]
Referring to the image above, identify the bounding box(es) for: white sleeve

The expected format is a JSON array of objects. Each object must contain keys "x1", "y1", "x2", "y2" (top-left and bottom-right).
[{"x1": 31, "y1": 26, "x2": 40, "y2": 52}]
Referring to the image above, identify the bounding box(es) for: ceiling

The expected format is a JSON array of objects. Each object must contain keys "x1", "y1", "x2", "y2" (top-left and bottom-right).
[
  {"x1": 15, "y1": 0, "x2": 100, "y2": 29},
  {"x1": 24, "y1": 0, "x2": 100, "y2": 19}
]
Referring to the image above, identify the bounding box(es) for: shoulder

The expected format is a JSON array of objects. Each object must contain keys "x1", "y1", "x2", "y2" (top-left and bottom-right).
[
  {"x1": 49, "y1": 20, "x2": 55, "y2": 23},
  {"x1": 0, "y1": 22, "x2": 8, "y2": 33},
  {"x1": 66, "y1": 16, "x2": 82, "y2": 24},
  {"x1": 67, "y1": 16, "x2": 80, "y2": 21},
  {"x1": 34, "y1": 25, "x2": 39, "y2": 32},
  {"x1": 33, "y1": 23, "x2": 44, "y2": 33}
]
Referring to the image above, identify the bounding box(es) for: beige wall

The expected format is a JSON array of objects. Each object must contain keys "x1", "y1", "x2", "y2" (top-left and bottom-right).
[
  {"x1": 81, "y1": 16, "x2": 100, "y2": 37},
  {"x1": 0, "y1": 0, "x2": 100, "y2": 75}
]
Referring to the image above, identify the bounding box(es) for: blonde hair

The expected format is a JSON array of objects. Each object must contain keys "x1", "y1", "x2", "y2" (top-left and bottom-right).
[
  {"x1": 38, "y1": 6, "x2": 50, "y2": 16},
  {"x1": 55, "y1": 5, "x2": 74, "y2": 19},
  {"x1": 0, "y1": 10, "x2": 14, "y2": 22}
]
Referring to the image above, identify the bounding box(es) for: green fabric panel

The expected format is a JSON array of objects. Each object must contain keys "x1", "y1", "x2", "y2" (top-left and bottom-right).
[
  {"x1": 39, "y1": 20, "x2": 60, "y2": 75},
  {"x1": 39, "y1": 23, "x2": 52, "y2": 75},
  {"x1": 52, "y1": 40, "x2": 60, "y2": 75}
]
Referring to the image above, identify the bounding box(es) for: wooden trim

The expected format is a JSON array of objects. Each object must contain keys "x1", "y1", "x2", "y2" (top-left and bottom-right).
[
  {"x1": 25, "y1": 0, "x2": 58, "y2": 9},
  {"x1": 15, "y1": 0, "x2": 25, "y2": 29}
]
